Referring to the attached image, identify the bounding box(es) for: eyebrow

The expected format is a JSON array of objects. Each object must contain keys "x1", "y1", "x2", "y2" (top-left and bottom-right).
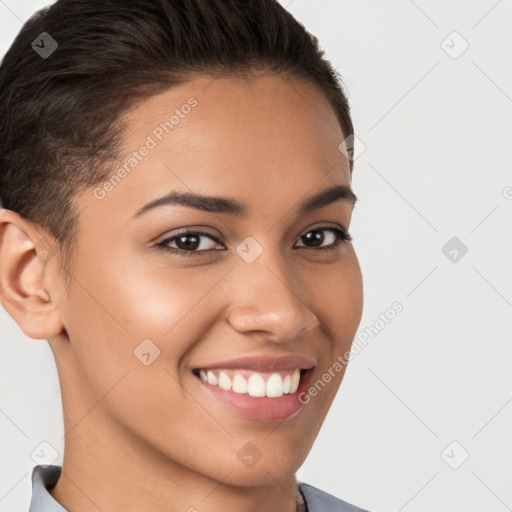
[{"x1": 133, "y1": 184, "x2": 357, "y2": 219}]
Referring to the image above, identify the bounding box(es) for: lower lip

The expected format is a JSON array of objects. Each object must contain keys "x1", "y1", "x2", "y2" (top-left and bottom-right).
[{"x1": 195, "y1": 369, "x2": 314, "y2": 422}]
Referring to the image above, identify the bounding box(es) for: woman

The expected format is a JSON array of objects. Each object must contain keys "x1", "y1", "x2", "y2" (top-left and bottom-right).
[{"x1": 0, "y1": 0, "x2": 370, "y2": 510}]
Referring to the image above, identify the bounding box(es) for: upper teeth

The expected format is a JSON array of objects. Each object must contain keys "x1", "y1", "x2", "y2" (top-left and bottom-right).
[{"x1": 197, "y1": 368, "x2": 301, "y2": 397}]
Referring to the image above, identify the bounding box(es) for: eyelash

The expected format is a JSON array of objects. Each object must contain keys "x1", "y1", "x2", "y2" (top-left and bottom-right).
[{"x1": 155, "y1": 226, "x2": 352, "y2": 257}]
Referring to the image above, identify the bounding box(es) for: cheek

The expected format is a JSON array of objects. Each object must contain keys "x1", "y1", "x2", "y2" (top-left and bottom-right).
[
  {"x1": 331, "y1": 260, "x2": 364, "y2": 342},
  {"x1": 107, "y1": 255, "x2": 230, "y2": 339},
  {"x1": 68, "y1": 246, "x2": 229, "y2": 357},
  {"x1": 306, "y1": 251, "x2": 363, "y2": 345}
]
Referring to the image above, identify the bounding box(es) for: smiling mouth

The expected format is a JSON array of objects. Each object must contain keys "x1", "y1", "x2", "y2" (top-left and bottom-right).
[{"x1": 192, "y1": 368, "x2": 310, "y2": 398}]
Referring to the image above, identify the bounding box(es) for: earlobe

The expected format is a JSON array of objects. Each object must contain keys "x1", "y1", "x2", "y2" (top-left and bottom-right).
[{"x1": 0, "y1": 208, "x2": 64, "y2": 340}]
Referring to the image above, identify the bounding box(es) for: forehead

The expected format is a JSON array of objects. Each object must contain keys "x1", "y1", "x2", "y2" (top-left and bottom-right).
[
  {"x1": 82, "y1": 73, "x2": 351, "y2": 223},
  {"x1": 122, "y1": 72, "x2": 347, "y2": 165}
]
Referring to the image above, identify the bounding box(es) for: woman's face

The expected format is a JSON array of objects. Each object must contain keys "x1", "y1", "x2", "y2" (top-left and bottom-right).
[{"x1": 51, "y1": 73, "x2": 363, "y2": 485}]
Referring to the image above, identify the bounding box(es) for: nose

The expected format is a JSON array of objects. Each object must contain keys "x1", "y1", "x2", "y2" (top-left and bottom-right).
[{"x1": 225, "y1": 247, "x2": 319, "y2": 343}]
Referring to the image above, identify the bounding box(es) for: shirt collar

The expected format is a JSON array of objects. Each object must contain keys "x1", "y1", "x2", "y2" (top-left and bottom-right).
[{"x1": 29, "y1": 465, "x2": 68, "y2": 512}]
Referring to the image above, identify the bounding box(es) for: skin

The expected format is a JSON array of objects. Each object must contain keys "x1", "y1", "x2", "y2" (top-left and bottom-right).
[{"x1": 0, "y1": 72, "x2": 363, "y2": 512}]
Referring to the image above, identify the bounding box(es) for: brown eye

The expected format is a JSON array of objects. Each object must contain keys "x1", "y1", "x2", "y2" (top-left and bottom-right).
[
  {"x1": 294, "y1": 227, "x2": 352, "y2": 250},
  {"x1": 156, "y1": 230, "x2": 224, "y2": 257}
]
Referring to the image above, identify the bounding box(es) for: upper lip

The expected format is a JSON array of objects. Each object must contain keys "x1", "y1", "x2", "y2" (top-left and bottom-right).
[{"x1": 194, "y1": 355, "x2": 316, "y2": 373}]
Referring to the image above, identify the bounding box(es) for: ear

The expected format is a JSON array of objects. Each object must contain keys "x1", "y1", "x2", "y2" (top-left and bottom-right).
[{"x1": 0, "y1": 208, "x2": 64, "y2": 340}]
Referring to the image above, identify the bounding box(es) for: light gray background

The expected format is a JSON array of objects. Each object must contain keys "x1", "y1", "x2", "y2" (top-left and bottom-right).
[{"x1": 1, "y1": 1, "x2": 511, "y2": 511}]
